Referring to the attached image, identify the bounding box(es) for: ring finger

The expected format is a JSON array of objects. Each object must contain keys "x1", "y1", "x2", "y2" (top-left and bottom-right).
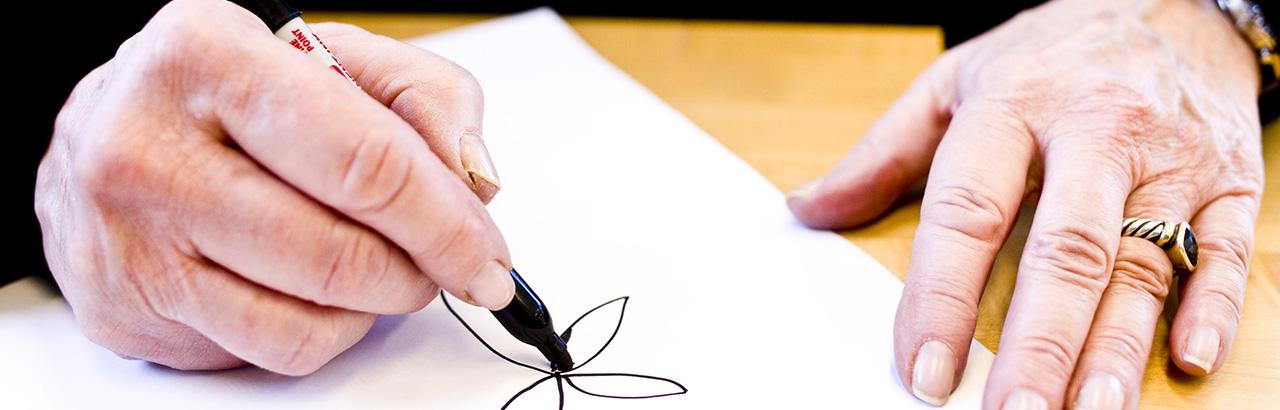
[{"x1": 1068, "y1": 186, "x2": 1192, "y2": 410}]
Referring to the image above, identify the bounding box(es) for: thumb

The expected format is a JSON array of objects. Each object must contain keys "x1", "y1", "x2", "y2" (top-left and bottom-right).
[{"x1": 787, "y1": 50, "x2": 962, "y2": 229}]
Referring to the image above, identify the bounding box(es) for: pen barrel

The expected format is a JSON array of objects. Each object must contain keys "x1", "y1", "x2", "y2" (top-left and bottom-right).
[
  {"x1": 272, "y1": 17, "x2": 359, "y2": 87},
  {"x1": 492, "y1": 270, "x2": 555, "y2": 341},
  {"x1": 491, "y1": 269, "x2": 575, "y2": 370}
]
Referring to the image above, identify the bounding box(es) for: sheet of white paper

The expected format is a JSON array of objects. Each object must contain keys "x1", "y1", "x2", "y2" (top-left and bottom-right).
[{"x1": 0, "y1": 9, "x2": 993, "y2": 409}]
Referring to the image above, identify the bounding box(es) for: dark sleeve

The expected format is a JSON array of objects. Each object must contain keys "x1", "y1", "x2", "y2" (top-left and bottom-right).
[
  {"x1": 1255, "y1": 0, "x2": 1280, "y2": 122},
  {"x1": 10, "y1": 1, "x2": 168, "y2": 288},
  {"x1": 938, "y1": 0, "x2": 1044, "y2": 47}
]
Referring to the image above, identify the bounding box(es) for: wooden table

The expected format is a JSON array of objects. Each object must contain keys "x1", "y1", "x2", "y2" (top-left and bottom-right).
[{"x1": 311, "y1": 11, "x2": 1279, "y2": 409}]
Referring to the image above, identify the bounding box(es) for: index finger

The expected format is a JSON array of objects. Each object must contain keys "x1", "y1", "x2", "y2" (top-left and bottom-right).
[
  {"x1": 311, "y1": 22, "x2": 500, "y2": 203},
  {"x1": 194, "y1": 5, "x2": 515, "y2": 310},
  {"x1": 895, "y1": 101, "x2": 1034, "y2": 406}
]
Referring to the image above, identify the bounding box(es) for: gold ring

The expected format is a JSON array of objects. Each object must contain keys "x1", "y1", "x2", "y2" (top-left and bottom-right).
[{"x1": 1121, "y1": 218, "x2": 1198, "y2": 273}]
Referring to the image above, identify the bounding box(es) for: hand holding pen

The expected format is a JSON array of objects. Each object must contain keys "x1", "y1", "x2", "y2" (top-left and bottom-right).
[{"x1": 34, "y1": 0, "x2": 555, "y2": 374}]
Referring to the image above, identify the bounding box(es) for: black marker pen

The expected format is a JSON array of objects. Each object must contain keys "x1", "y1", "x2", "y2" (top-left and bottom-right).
[
  {"x1": 493, "y1": 269, "x2": 574, "y2": 370},
  {"x1": 232, "y1": 0, "x2": 574, "y2": 372},
  {"x1": 232, "y1": 0, "x2": 357, "y2": 86}
]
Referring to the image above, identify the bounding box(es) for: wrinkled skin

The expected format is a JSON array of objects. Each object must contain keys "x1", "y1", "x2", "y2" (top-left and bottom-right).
[
  {"x1": 788, "y1": 0, "x2": 1264, "y2": 408},
  {"x1": 36, "y1": 0, "x2": 518, "y2": 375}
]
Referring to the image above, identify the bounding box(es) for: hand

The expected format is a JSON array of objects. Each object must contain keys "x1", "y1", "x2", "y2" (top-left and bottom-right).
[
  {"x1": 787, "y1": 0, "x2": 1264, "y2": 408},
  {"x1": 35, "y1": 0, "x2": 515, "y2": 375}
]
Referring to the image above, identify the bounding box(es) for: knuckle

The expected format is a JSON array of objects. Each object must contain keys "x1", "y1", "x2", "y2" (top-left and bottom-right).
[
  {"x1": 1077, "y1": 80, "x2": 1164, "y2": 141},
  {"x1": 1086, "y1": 326, "x2": 1151, "y2": 369},
  {"x1": 1006, "y1": 75, "x2": 1054, "y2": 104},
  {"x1": 1109, "y1": 248, "x2": 1171, "y2": 301},
  {"x1": 1026, "y1": 226, "x2": 1113, "y2": 293},
  {"x1": 1011, "y1": 332, "x2": 1077, "y2": 382},
  {"x1": 436, "y1": 58, "x2": 482, "y2": 92},
  {"x1": 336, "y1": 133, "x2": 414, "y2": 216},
  {"x1": 70, "y1": 132, "x2": 144, "y2": 203},
  {"x1": 388, "y1": 60, "x2": 485, "y2": 138},
  {"x1": 974, "y1": 65, "x2": 1055, "y2": 114},
  {"x1": 141, "y1": 0, "x2": 225, "y2": 62},
  {"x1": 319, "y1": 227, "x2": 394, "y2": 303},
  {"x1": 405, "y1": 282, "x2": 439, "y2": 311},
  {"x1": 416, "y1": 212, "x2": 486, "y2": 278},
  {"x1": 1198, "y1": 285, "x2": 1245, "y2": 322},
  {"x1": 1086, "y1": 80, "x2": 1157, "y2": 115},
  {"x1": 148, "y1": 259, "x2": 204, "y2": 323},
  {"x1": 978, "y1": 54, "x2": 1042, "y2": 87},
  {"x1": 911, "y1": 278, "x2": 980, "y2": 320},
  {"x1": 913, "y1": 51, "x2": 962, "y2": 118},
  {"x1": 921, "y1": 183, "x2": 1009, "y2": 246},
  {"x1": 70, "y1": 130, "x2": 215, "y2": 210},
  {"x1": 419, "y1": 58, "x2": 485, "y2": 107},
  {"x1": 280, "y1": 321, "x2": 328, "y2": 375},
  {"x1": 132, "y1": 0, "x2": 255, "y2": 87},
  {"x1": 1200, "y1": 233, "x2": 1253, "y2": 277}
]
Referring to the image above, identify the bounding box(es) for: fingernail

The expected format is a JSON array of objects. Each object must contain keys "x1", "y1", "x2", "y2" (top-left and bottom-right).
[
  {"x1": 459, "y1": 133, "x2": 501, "y2": 202},
  {"x1": 1002, "y1": 388, "x2": 1048, "y2": 410},
  {"x1": 1183, "y1": 326, "x2": 1220, "y2": 374},
  {"x1": 1075, "y1": 372, "x2": 1123, "y2": 410},
  {"x1": 465, "y1": 261, "x2": 515, "y2": 310},
  {"x1": 910, "y1": 340, "x2": 956, "y2": 406}
]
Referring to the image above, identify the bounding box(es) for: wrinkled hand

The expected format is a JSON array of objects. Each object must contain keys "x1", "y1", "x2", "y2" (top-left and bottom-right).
[
  {"x1": 788, "y1": 0, "x2": 1263, "y2": 408},
  {"x1": 35, "y1": 0, "x2": 516, "y2": 375}
]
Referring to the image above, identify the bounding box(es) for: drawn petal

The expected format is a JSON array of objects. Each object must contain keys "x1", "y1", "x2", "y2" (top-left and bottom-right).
[
  {"x1": 562, "y1": 373, "x2": 689, "y2": 399},
  {"x1": 501, "y1": 374, "x2": 557, "y2": 410},
  {"x1": 560, "y1": 296, "x2": 629, "y2": 371}
]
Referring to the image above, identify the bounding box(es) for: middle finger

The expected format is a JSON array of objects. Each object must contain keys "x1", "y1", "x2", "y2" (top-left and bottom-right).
[
  {"x1": 183, "y1": 140, "x2": 437, "y2": 314},
  {"x1": 984, "y1": 138, "x2": 1133, "y2": 409}
]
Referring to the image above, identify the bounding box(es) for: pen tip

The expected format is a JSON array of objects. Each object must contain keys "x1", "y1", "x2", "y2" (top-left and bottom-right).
[
  {"x1": 551, "y1": 356, "x2": 574, "y2": 372},
  {"x1": 548, "y1": 335, "x2": 574, "y2": 371}
]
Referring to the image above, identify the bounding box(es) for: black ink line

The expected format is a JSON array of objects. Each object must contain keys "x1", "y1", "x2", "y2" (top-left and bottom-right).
[
  {"x1": 563, "y1": 373, "x2": 690, "y2": 399},
  {"x1": 439, "y1": 291, "x2": 688, "y2": 409},
  {"x1": 440, "y1": 291, "x2": 548, "y2": 375}
]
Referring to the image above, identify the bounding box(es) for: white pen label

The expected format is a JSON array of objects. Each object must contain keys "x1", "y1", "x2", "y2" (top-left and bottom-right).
[
  {"x1": 274, "y1": 17, "x2": 360, "y2": 88},
  {"x1": 287, "y1": 28, "x2": 315, "y2": 52}
]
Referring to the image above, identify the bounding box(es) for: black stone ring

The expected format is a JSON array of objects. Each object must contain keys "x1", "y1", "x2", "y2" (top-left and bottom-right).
[{"x1": 1121, "y1": 218, "x2": 1199, "y2": 273}]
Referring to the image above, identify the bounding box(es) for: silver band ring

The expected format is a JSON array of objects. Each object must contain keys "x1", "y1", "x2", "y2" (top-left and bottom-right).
[{"x1": 1121, "y1": 217, "x2": 1199, "y2": 273}]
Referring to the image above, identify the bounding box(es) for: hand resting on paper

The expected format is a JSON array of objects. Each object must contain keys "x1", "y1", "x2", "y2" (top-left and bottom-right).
[
  {"x1": 788, "y1": 0, "x2": 1264, "y2": 408},
  {"x1": 34, "y1": 0, "x2": 516, "y2": 375}
]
